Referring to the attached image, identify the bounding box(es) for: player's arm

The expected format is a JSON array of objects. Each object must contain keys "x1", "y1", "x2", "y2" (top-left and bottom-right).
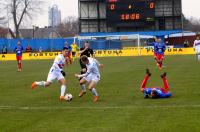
[
  {"x1": 90, "y1": 49, "x2": 94, "y2": 58},
  {"x1": 93, "y1": 58, "x2": 103, "y2": 69},
  {"x1": 78, "y1": 47, "x2": 87, "y2": 54},
  {"x1": 193, "y1": 41, "x2": 196, "y2": 48}
]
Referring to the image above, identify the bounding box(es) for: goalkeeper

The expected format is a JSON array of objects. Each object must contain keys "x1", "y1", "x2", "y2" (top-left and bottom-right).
[{"x1": 140, "y1": 69, "x2": 172, "y2": 98}]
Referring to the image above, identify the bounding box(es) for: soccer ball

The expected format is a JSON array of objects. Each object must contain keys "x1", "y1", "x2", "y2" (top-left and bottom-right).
[{"x1": 64, "y1": 93, "x2": 73, "y2": 101}]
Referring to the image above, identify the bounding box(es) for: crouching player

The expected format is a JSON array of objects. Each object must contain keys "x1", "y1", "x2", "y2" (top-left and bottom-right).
[
  {"x1": 140, "y1": 69, "x2": 172, "y2": 98},
  {"x1": 75, "y1": 55, "x2": 103, "y2": 102},
  {"x1": 31, "y1": 47, "x2": 69, "y2": 101},
  {"x1": 153, "y1": 38, "x2": 166, "y2": 70}
]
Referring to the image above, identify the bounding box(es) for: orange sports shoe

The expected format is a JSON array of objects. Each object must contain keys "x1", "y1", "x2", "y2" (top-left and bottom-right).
[
  {"x1": 31, "y1": 82, "x2": 37, "y2": 89},
  {"x1": 93, "y1": 96, "x2": 99, "y2": 102},
  {"x1": 78, "y1": 91, "x2": 86, "y2": 97},
  {"x1": 60, "y1": 96, "x2": 65, "y2": 101}
]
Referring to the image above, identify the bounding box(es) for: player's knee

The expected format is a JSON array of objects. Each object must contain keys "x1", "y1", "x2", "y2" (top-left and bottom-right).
[{"x1": 45, "y1": 82, "x2": 51, "y2": 87}]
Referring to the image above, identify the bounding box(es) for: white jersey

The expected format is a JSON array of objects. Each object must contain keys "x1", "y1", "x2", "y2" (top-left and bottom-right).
[
  {"x1": 193, "y1": 40, "x2": 200, "y2": 53},
  {"x1": 85, "y1": 57, "x2": 100, "y2": 77},
  {"x1": 47, "y1": 54, "x2": 66, "y2": 82},
  {"x1": 50, "y1": 54, "x2": 66, "y2": 72}
]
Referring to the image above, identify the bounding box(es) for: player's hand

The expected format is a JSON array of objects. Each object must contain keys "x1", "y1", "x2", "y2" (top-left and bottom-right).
[
  {"x1": 61, "y1": 71, "x2": 66, "y2": 77},
  {"x1": 75, "y1": 74, "x2": 79, "y2": 78},
  {"x1": 99, "y1": 64, "x2": 104, "y2": 69}
]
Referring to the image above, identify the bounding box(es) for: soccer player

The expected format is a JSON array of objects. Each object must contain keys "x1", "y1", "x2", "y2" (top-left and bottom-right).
[
  {"x1": 14, "y1": 41, "x2": 24, "y2": 72},
  {"x1": 140, "y1": 69, "x2": 172, "y2": 99},
  {"x1": 75, "y1": 55, "x2": 103, "y2": 102},
  {"x1": 70, "y1": 42, "x2": 79, "y2": 61},
  {"x1": 193, "y1": 36, "x2": 200, "y2": 62},
  {"x1": 31, "y1": 47, "x2": 70, "y2": 101},
  {"x1": 153, "y1": 38, "x2": 166, "y2": 70},
  {"x1": 64, "y1": 42, "x2": 72, "y2": 64}
]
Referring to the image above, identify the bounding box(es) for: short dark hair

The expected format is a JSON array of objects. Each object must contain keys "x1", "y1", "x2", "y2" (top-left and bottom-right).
[
  {"x1": 63, "y1": 47, "x2": 68, "y2": 50},
  {"x1": 81, "y1": 55, "x2": 88, "y2": 62}
]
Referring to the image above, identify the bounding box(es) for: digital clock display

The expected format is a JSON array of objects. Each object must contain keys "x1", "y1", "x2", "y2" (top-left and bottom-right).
[{"x1": 106, "y1": 0, "x2": 155, "y2": 26}]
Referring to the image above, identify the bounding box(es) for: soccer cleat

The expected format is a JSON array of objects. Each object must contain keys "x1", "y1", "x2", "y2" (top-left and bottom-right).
[
  {"x1": 146, "y1": 69, "x2": 151, "y2": 76},
  {"x1": 31, "y1": 82, "x2": 37, "y2": 89},
  {"x1": 161, "y1": 72, "x2": 167, "y2": 78},
  {"x1": 78, "y1": 91, "x2": 86, "y2": 97},
  {"x1": 93, "y1": 96, "x2": 99, "y2": 102},
  {"x1": 60, "y1": 96, "x2": 65, "y2": 101}
]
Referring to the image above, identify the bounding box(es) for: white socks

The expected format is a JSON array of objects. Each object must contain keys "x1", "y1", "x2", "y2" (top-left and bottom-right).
[
  {"x1": 81, "y1": 84, "x2": 86, "y2": 92},
  {"x1": 35, "y1": 81, "x2": 46, "y2": 87},
  {"x1": 61, "y1": 85, "x2": 66, "y2": 96},
  {"x1": 91, "y1": 88, "x2": 98, "y2": 96}
]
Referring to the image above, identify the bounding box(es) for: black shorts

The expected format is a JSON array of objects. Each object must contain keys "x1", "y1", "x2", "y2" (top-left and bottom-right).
[{"x1": 72, "y1": 52, "x2": 76, "y2": 56}]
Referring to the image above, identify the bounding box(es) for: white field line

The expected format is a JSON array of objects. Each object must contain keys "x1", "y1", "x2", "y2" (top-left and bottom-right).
[{"x1": 0, "y1": 105, "x2": 200, "y2": 110}]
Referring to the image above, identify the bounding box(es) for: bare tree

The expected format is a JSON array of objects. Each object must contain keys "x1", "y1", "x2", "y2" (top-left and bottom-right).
[
  {"x1": 0, "y1": 0, "x2": 45, "y2": 38},
  {"x1": 57, "y1": 16, "x2": 79, "y2": 38}
]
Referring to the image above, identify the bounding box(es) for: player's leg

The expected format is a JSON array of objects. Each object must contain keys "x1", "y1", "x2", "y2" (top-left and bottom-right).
[
  {"x1": 58, "y1": 78, "x2": 67, "y2": 100},
  {"x1": 31, "y1": 72, "x2": 55, "y2": 89},
  {"x1": 78, "y1": 78, "x2": 87, "y2": 97},
  {"x1": 161, "y1": 72, "x2": 169, "y2": 90},
  {"x1": 72, "y1": 52, "x2": 76, "y2": 61},
  {"x1": 88, "y1": 81, "x2": 99, "y2": 102},
  {"x1": 141, "y1": 69, "x2": 151, "y2": 92}
]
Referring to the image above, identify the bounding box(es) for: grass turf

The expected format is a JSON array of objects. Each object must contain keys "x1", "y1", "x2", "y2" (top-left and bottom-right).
[{"x1": 0, "y1": 55, "x2": 200, "y2": 132}]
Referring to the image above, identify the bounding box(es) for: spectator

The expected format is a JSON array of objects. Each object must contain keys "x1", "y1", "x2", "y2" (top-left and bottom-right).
[
  {"x1": 26, "y1": 44, "x2": 32, "y2": 52},
  {"x1": 39, "y1": 46, "x2": 42, "y2": 53},
  {"x1": 183, "y1": 39, "x2": 190, "y2": 47},
  {"x1": 2, "y1": 46, "x2": 7, "y2": 54}
]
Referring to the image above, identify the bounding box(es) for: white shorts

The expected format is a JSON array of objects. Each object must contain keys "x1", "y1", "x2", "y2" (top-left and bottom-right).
[
  {"x1": 47, "y1": 69, "x2": 64, "y2": 83},
  {"x1": 83, "y1": 74, "x2": 100, "y2": 83},
  {"x1": 195, "y1": 47, "x2": 200, "y2": 54}
]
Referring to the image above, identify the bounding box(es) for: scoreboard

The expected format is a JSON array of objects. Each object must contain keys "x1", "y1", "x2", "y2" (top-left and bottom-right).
[{"x1": 106, "y1": 0, "x2": 155, "y2": 26}]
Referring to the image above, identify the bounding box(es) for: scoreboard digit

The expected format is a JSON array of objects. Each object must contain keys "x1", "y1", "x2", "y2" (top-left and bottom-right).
[{"x1": 106, "y1": 0, "x2": 155, "y2": 26}]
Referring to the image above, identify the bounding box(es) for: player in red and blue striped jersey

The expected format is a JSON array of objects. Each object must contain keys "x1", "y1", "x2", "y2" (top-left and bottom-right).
[
  {"x1": 140, "y1": 69, "x2": 172, "y2": 99},
  {"x1": 14, "y1": 41, "x2": 24, "y2": 72},
  {"x1": 153, "y1": 38, "x2": 166, "y2": 70}
]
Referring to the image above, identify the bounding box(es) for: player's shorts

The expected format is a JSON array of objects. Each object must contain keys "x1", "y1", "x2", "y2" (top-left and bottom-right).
[
  {"x1": 83, "y1": 74, "x2": 100, "y2": 83},
  {"x1": 155, "y1": 53, "x2": 164, "y2": 61},
  {"x1": 72, "y1": 52, "x2": 76, "y2": 56},
  {"x1": 195, "y1": 47, "x2": 200, "y2": 54},
  {"x1": 47, "y1": 69, "x2": 64, "y2": 83},
  {"x1": 67, "y1": 52, "x2": 71, "y2": 58},
  {"x1": 16, "y1": 56, "x2": 22, "y2": 61}
]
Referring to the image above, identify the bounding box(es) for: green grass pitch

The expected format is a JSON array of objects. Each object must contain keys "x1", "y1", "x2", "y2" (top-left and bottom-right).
[{"x1": 0, "y1": 55, "x2": 200, "y2": 132}]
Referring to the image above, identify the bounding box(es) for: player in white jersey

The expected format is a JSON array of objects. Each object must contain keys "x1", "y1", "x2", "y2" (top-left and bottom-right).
[
  {"x1": 193, "y1": 36, "x2": 200, "y2": 61},
  {"x1": 75, "y1": 55, "x2": 103, "y2": 102},
  {"x1": 31, "y1": 47, "x2": 69, "y2": 101}
]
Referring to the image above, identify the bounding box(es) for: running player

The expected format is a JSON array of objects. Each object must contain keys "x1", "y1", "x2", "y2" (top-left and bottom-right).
[
  {"x1": 153, "y1": 38, "x2": 166, "y2": 70},
  {"x1": 193, "y1": 36, "x2": 200, "y2": 62},
  {"x1": 75, "y1": 55, "x2": 103, "y2": 102},
  {"x1": 31, "y1": 47, "x2": 70, "y2": 101},
  {"x1": 14, "y1": 41, "x2": 24, "y2": 72},
  {"x1": 140, "y1": 69, "x2": 172, "y2": 98}
]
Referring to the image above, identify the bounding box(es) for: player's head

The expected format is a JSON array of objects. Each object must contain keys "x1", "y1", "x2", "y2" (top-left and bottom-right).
[
  {"x1": 197, "y1": 36, "x2": 200, "y2": 40},
  {"x1": 84, "y1": 41, "x2": 89, "y2": 48},
  {"x1": 81, "y1": 55, "x2": 89, "y2": 64},
  {"x1": 62, "y1": 47, "x2": 69, "y2": 57},
  {"x1": 65, "y1": 42, "x2": 68, "y2": 46},
  {"x1": 17, "y1": 41, "x2": 21, "y2": 45},
  {"x1": 155, "y1": 37, "x2": 161, "y2": 43}
]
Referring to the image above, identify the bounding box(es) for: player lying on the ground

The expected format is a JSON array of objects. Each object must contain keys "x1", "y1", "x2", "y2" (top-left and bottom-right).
[
  {"x1": 140, "y1": 69, "x2": 172, "y2": 98},
  {"x1": 75, "y1": 55, "x2": 103, "y2": 102},
  {"x1": 31, "y1": 47, "x2": 70, "y2": 101},
  {"x1": 153, "y1": 38, "x2": 166, "y2": 70}
]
